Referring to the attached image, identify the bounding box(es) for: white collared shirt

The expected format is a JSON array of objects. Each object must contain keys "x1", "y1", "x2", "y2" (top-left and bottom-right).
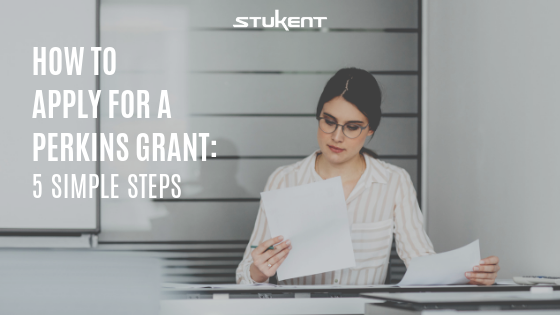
[{"x1": 236, "y1": 149, "x2": 435, "y2": 285}]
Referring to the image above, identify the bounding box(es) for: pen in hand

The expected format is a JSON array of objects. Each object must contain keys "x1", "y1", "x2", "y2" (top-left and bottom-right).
[{"x1": 251, "y1": 245, "x2": 275, "y2": 250}]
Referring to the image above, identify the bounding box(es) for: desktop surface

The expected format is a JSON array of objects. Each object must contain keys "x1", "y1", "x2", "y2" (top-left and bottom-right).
[
  {"x1": 361, "y1": 291, "x2": 560, "y2": 304},
  {"x1": 162, "y1": 283, "x2": 560, "y2": 298}
]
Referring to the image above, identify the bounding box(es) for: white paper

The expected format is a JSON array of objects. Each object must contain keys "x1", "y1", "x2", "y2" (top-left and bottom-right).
[
  {"x1": 398, "y1": 240, "x2": 481, "y2": 286},
  {"x1": 163, "y1": 283, "x2": 398, "y2": 291},
  {"x1": 162, "y1": 283, "x2": 277, "y2": 289},
  {"x1": 260, "y1": 176, "x2": 355, "y2": 281},
  {"x1": 495, "y1": 279, "x2": 517, "y2": 285}
]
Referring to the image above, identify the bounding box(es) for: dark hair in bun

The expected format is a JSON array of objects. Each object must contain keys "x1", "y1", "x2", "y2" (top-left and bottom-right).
[{"x1": 316, "y1": 67, "x2": 382, "y2": 157}]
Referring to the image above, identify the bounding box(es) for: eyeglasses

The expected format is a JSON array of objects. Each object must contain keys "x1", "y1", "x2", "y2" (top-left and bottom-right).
[{"x1": 317, "y1": 117, "x2": 369, "y2": 139}]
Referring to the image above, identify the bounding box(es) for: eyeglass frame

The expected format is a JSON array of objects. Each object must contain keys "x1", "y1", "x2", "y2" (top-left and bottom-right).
[{"x1": 317, "y1": 117, "x2": 370, "y2": 139}]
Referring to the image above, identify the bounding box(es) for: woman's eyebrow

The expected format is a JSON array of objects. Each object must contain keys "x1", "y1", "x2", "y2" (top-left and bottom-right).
[{"x1": 323, "y1": 112, "x2": 365, "y2": 124}]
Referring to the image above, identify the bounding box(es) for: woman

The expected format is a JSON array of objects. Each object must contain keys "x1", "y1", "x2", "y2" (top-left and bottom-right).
[{"x1": 236, "y1": 68, "x2": 500, "y2": 285}]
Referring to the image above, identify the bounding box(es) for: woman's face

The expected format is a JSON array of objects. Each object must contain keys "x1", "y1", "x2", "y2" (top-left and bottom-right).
[{"x1": 317, "y1": 96, "x2": 374, "y2": 164}]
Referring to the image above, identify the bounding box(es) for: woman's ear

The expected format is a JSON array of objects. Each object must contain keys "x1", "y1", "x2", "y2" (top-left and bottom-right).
[{"x1": 367, "y1": 129, "x2": 374, "y2": 136}]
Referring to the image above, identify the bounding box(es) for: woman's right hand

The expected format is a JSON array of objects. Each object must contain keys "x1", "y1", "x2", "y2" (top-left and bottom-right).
[{"x1": 249, "y1": 235, "x2": 292, "y2": 283}]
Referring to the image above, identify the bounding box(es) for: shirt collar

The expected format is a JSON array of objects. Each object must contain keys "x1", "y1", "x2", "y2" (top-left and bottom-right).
[{"x1": 307, "y1": 149, "x2": 388, "y2": 184}]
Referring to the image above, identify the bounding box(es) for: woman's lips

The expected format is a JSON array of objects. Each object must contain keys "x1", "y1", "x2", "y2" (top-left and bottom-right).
[{"x1": 328, "y1": 145, "x2": 344, "y2": 153}]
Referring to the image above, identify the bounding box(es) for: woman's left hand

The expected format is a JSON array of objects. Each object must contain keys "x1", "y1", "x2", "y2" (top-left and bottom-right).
[{"x1": 465, "y1": 256, "x2": 500, "y2": 285}]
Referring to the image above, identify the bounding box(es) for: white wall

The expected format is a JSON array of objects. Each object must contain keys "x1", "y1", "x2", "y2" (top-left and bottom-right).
[{"x1": 426, "y1": 0, "x2": 560, "y2": 277}]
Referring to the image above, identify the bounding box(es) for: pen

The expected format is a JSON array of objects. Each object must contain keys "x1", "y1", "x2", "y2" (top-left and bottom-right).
[{"x1": 251, "y1": 245, "x2": 275, "y2": 250}]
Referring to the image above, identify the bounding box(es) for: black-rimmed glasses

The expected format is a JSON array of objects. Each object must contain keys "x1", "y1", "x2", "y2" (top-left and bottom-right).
[{"x1": 317, "y1": 117, "x2": 369, "y2": 139}]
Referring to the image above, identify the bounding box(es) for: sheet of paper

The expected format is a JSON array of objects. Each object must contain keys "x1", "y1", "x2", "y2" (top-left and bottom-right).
[
  {"x1": 245, "y1": 284, "x2": 395, "y2": 290},
  {"x1": 162, "y1": 283, "x2": 277, "y2": 289},
  {"x1": 398, "y1": 240, "x2": 481, "y2": 286},
  {"x1": 495, "y1": 279, "x2": 517, "y2": 285},
  {"x1": 260, "y1": 176, "x2": 355, "y2": 281}
]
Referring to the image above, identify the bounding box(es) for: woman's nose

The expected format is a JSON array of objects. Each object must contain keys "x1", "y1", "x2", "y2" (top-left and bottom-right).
[{"x1": 331, "y1": 126, "x2": 345, "y2": 142}]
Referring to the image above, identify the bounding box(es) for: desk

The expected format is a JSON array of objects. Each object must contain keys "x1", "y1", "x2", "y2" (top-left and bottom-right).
[
  {"x1": 161, "y1": 298, "x2": 372, "y2": 315},
  {"x1": 159, "y1": 284, "x2": 560, "y2": 315},
  {"x1": 362, "y1": 291, "x2": 560, "y2": 314}
]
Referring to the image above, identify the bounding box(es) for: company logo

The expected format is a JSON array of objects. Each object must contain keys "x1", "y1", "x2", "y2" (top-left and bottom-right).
[{"x1": 233, "y1": 10, "x2": 327, "y2": 31}]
